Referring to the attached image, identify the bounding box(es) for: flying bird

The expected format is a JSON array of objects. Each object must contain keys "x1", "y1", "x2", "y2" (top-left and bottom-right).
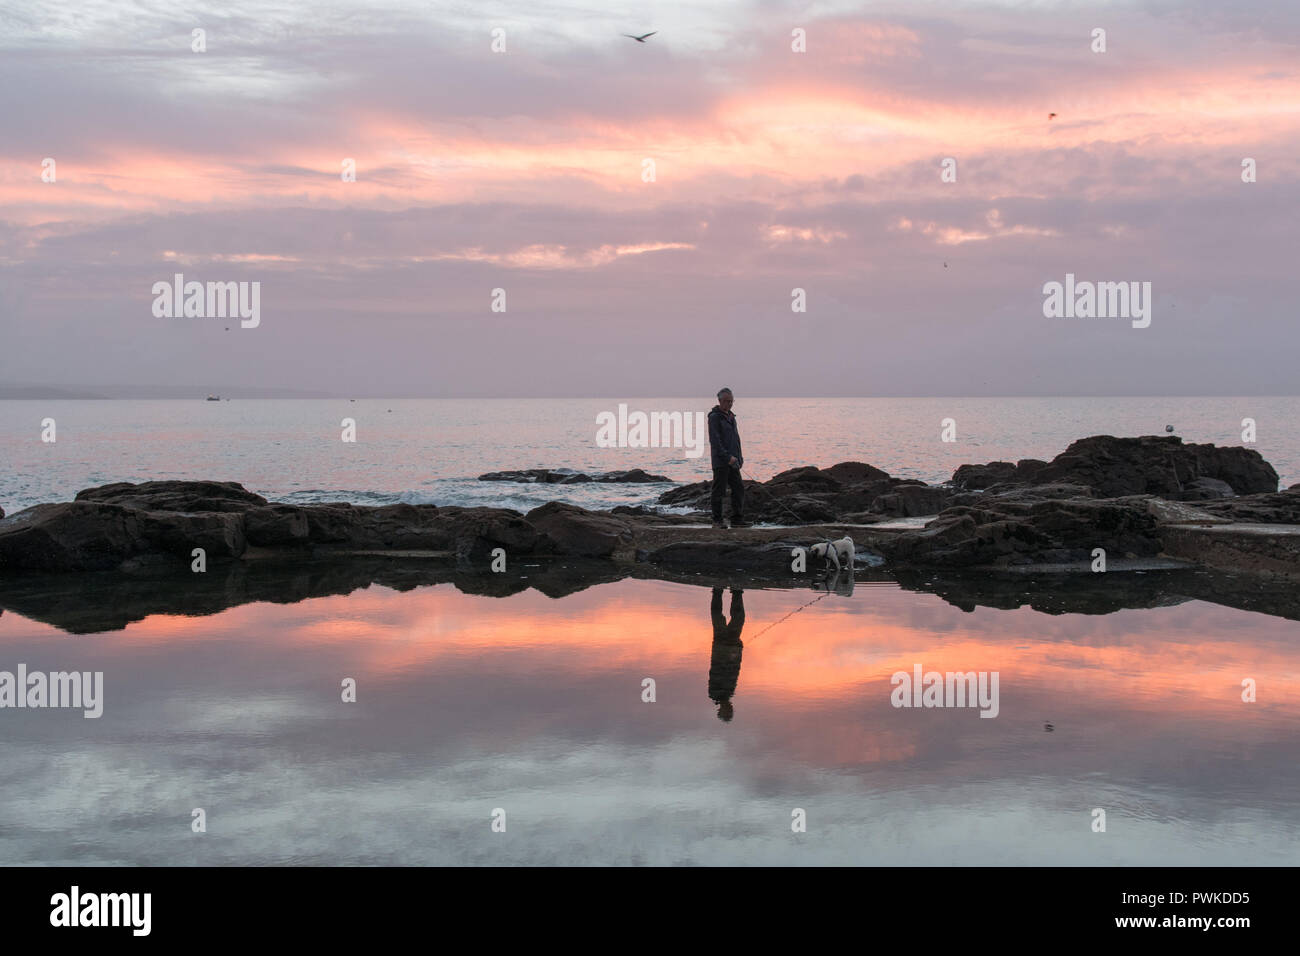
[
  {"x1": 623, "y1": 31, "x2": 657, "y2": 42},
  {"x1": 1048, "y1": 112, "x2": 1057, "y2": 120}
]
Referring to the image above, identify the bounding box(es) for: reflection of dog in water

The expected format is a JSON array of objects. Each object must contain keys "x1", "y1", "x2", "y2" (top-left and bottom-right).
[
  {"x1": 811, "y1": 566, "x2": 855, "y2": 596},
  {"x1": 808, "y1": 535, "x2": 854, "y2": 572},
  {"x1": 709, "y1": 588, "x2": 745, "y2": 722}
]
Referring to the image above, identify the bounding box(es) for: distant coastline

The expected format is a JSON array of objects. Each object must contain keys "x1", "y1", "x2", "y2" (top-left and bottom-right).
[
  {"x1": 4, "y1": 387, "x2": 1300, "y2": 401},
  {"x1": 0, "y1": 385, "x2": 338, "y2": 400}
]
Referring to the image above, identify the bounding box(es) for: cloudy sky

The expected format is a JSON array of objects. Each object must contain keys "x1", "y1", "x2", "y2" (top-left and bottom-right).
[{"x1": 1, "y1": 0, "x2": 1297, "y2": 396}]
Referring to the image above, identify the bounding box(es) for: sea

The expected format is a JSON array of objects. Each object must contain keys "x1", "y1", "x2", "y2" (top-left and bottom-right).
[{"x1": 2, "y1": 396, "x2": 1296, "y2": 514}]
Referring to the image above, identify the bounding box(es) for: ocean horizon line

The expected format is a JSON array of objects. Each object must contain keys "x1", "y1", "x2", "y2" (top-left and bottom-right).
[{"x1": 4, "y1": 391, "x2": 1299, "y2": 401}]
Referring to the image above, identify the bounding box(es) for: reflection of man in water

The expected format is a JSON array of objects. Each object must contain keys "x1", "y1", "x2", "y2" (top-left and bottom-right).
[{"x1": 709, "y1": 587, "x2": 745, "y2": 722}]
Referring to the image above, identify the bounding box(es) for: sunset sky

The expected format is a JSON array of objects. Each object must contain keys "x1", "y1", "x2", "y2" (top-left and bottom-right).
[{"x1": 2, "y1": 0, "x2": 1298, "y2": 396}]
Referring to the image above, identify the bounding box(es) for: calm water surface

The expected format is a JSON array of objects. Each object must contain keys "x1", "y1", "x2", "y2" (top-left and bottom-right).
[{"x1": 1, "y1": 572, "x2": 1296, "y2": 865}]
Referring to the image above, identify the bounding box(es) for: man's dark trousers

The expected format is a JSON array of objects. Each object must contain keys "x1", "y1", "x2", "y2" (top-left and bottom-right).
[{"x1": 711, "y1": 465, "x2": 745, "y2": 522}]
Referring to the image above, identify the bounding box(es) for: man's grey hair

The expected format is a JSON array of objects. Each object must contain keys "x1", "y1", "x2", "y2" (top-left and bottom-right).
[{"x1": 717, "y1": 387, "x2": 733, "y2": 399}]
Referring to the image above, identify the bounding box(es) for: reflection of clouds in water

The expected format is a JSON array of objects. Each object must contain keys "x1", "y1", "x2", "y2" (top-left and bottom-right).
[
  {"x1": 3, "y1": 737, "x2": 1297, "y2": 865},
  {"x1": 2, "y1": 577, "x2": 1299, "y2": 864},
  {"x1": 146, "y1": 694, "x2": 334, "y2": 732}
]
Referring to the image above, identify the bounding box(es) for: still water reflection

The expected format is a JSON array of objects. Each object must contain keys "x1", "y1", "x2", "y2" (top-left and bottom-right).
[{"x1": 1, "y1": 568, "x2": 1297, "y2": 865}]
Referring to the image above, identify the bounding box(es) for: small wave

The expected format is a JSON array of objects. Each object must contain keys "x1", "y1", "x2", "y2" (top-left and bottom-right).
[
  {"x1": 276, "y1": 489, "x2": 404, "y2": 506},
  {"x1": 268, "y1": 479, "x2": 688, "y2": 515},
  {"x1": 396, "y1": 488, "x2": 554, "y2": 513}
]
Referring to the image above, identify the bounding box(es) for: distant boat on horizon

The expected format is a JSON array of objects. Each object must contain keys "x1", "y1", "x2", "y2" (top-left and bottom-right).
[{"x1": 206, "y1": 394, "x2": 220, "y2": 401}]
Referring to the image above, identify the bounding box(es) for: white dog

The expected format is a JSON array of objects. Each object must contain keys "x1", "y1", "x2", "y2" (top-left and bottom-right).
[{"x1": 808, "y1": 536, "x2": 854, "y2": 572}]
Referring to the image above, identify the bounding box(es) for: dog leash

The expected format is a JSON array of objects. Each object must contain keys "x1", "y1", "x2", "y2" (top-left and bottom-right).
[
  {"x1": 734, "y1": 468, "x2": 844, "y2": 564},
  {"x1": 736, "y1": 467, "x2": 816, "y2": 527},
  {"x1": 747, "y1": 589, "x2": 833, "y2": 643},
  {"x1": 720, "y1": 469, "x2": 844, "y2": 643}
]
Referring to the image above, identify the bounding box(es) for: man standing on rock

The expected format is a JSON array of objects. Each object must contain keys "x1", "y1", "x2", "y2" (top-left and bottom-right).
[{"x1": 708, "y1": 387, "x2": 749, "y2": 529}]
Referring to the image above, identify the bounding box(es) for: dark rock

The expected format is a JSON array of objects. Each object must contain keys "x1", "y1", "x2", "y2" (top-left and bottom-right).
[
  {"x1": 994, "y1": 482, "x2": 1095, "y2": 500},
  {"x1": 437, "y1": 507, "x2": 548, "y2": 559},
  {"x1": 1160, "y1": 522, "x2": 1300, "y2": 580},
  {"x1": 525, "y1": 501, "x2": 632, "y2": 557},
  {"x1": 951, "y1": 483, "x2": 1095, "y2": 506},
  {"x1": 244, "y1": 504, "x2": 311, "y2": 546},
  {"x1": 479, "y1": 468, "x2": 671, "y2": 483},
  {"x1": 353, "y1": 503, "x2": 445, "y2": 548},
  {"x1": 610, "y1": 505, "x2": 658, "y2": 517},
  {"x1": 656, "y1": 461, "x2": 898, "y2": 524},
  {"x1": 880, "y1": 496, "x2": 1161, "y2": 568},
  {"x1": 297, "y1": 503, "x2": 364, "y2": 543},
  {"x1": 1144, "y1": 498, "x2": 1231, "y2": 525},
  {"x1": 480, "y1": 469, "x2": 554, "y2": 483},
  {"x1": 0, "y1": 502, "x2": 147, "y2": 572},
  {"x1": 951, "y1": 461, "x2": 1017, "y2": 490},
  {"x1": 881, "y1": 514, "x2": 982, "y2": 566},
  {"x1": 137, "y1": 510, "x2": 246, "y2": 559},
  {"x1": 1185, "y1": 443, "x2": 1280, "y2": 496},
  {"x1": 657, "y1": 479, "x2": 712, "y2": 507},
  {"x1": 608, "y1": 506, "x2": 701, "y2": 524},
  {"x1": 827, "y1": 480, "x2": 899, "y2": 516},
  {"x1": 1, "y1": 503, "x2": 125, "y2": 571},
  {"x1": 871, "y1": 484, "x2": 952, "y2": 517},
  {"x1": 1182, "y1": 477, "x2": 1236, "y2": 500},
  {"x1": 952, "y1": 437, "x2": 1277, "y2": 499},
  {"x1": 1030, "y1": 435, "x2": 1276, "y2": 497},
  {"x1": 752, "y1": 492, "x2": 839, "y2": 523},
  {"x1": 1196, "y1": 487, "x2": 1300, "y2": 524},
  {"x1": 0, "y1": 500, "x2": 251, "y2": 572},
  {"x1": 1, "y1": 480, "x2": 562, "y2": 571},
  {"x1": 655, "y1": 476, "x2": 826, "y2": 524},
  {"x1": 823, "y1": 461, "x2": 892, "y2": 484},
  {"x1": 767, "y1": 466, "x2": 841, "y2": 490},
  {"x1": 75, "y1": 479, "x2": 267, "y2": 512},
  {"x1": 645, "y1": 539, "x2": 805, "y2": 571},
  {"x1": 835, "y1": 511, "x2": 890, "y2": 524},
  {"x1": 608, "y1": 468, "x2": 672, "y2": 483},
  {"x1": 1015, "y1": 459, "x2": 1049, "y2": 481}
]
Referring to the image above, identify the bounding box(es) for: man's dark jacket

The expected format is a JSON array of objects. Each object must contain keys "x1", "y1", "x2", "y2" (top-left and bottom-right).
[{"x1": 707, "y1": 405, "x2": 743, "y2": 470}]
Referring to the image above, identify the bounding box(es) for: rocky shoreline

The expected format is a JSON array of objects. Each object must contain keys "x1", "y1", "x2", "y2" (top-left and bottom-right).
[{"x1": 1, "y1": 435, "x2": 1297, "y2": 582}]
